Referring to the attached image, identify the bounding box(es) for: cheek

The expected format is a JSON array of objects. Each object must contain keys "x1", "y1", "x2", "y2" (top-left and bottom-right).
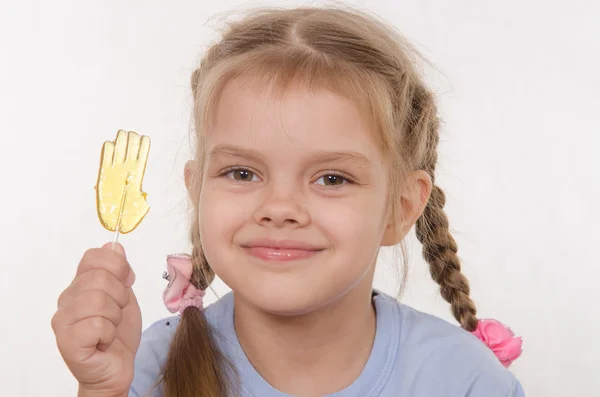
[
  {"x1": 197, "y1": 185, "x2": 252, "y2": 256},
  {"x1": 313, "y1": 189, "x2": 388, "y2": 245},
  {"x1": 308, "y1": 191, "x2": 388, "y2": 289},
  {"x1": 198, "y1": 186, "x2": 241, "y2": 238}
]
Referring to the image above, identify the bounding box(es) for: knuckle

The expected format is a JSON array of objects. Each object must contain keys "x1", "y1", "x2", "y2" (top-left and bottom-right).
[
  {"x1": 78, "y1": 248, "x2": 101, "y2": 273},
  {"x1": 87, "y1": 290, "x2": 109, "y2": 311},
  {"x1": 51, "y1": 308, "x2": 70, "y2": 335},
  {"x1": 81, "y1": 247, "x2": 100, "y2": 264},
  {"x1": 56, "y1": 288, "x2": 68, "y2": 308},
  {"x1": 50, "y1": 312, "x2": 60, "y2": 332},
  {"x1": 89, "y1": 316, "x2": 110, "y2": 333},
  {"x1": 90, "y1": 268, "x2": 111, "y2": 289},
  {"x1": 113, "y1": 307, "x2": 123, "y2": 325}
]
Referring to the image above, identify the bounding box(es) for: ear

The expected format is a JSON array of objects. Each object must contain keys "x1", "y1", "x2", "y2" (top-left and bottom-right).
[
  {"x1": 184, "y1": 160, "x2": 199, "y2": 200},
  {"x1": 381, "y1": 170, "x2": 432, "y2": 246}
]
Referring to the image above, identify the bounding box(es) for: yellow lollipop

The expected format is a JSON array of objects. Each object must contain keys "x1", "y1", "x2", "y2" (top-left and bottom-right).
[{"x1": 95, "y1": 129, "x2": 151, "y2": 248}]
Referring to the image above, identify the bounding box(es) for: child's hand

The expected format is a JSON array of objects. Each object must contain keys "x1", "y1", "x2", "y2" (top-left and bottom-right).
[{"x1": 51, "y1": 243, "x2": 142, "y2": 397}]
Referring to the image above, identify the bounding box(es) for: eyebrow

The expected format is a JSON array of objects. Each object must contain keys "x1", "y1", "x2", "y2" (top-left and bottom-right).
[
  {"x1": 308, "y1": 150, "x2": 374, "y2": 168},
  {"x1": 209, "y1": 145, "x2": 266, "y2": 167},
  {"x1": 209, "y1": 144, "x2": 373, "y2": 168}
]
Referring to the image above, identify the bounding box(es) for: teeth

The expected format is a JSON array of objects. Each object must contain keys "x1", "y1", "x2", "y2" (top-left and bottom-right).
[{"x1": 167, "y1": 253, "x2": 192, "y2": 259}]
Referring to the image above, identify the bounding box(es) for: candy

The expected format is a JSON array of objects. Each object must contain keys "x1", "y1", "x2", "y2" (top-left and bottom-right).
[{"x1": 95, "y1": 129, "x2": 151, "y2": 235}]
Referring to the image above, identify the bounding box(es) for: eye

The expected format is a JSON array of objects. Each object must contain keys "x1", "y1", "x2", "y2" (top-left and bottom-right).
[
  {"x1": 225, "y1": 168, "x2": 259, "y2": 182},
  {"x1": 315, "y1": 173, "x2": 350, "y2": 186}
]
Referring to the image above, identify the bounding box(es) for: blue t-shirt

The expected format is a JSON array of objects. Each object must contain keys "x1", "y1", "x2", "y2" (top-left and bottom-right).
[{"x1": 130, "y1": 290, "x2": 525, "y2": 397}]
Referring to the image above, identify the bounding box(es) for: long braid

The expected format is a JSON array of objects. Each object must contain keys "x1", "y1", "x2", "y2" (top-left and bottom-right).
[
  {"x1": 160, "y1": 67, "x2": 231, "y2": 397},
  {"x1": 408, "y1": 85, "x2": 478, "y2": 332},
  {"x1": 416, "y1": 184, "x2": 478, "y2": 331}
]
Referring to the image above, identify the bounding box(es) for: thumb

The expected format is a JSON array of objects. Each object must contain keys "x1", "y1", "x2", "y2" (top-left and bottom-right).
[
  {"x1": 101, "y1": 242, "x2": 127, "y2": 258},
  {"x1": 101, "y1": 242, "x2": 135, "y2": 287}
]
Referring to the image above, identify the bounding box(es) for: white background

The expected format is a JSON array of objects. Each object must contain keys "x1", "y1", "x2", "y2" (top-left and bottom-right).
[{"x1": 1, "y1": 0, "x2": 598, "y2": 396}]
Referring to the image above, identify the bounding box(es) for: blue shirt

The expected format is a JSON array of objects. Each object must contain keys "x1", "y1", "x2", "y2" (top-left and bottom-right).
[{"x1": 130, "y1": 290, "x2": 525, "y2": 396}]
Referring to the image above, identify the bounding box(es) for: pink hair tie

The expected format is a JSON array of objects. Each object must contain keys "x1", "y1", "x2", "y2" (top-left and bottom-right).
[
  {"x1": 471, "y1": 319, "x2": 523, "y2": 368},
  {"x1": 162, "y1": 253, "x2": 205, "y2": 313}
]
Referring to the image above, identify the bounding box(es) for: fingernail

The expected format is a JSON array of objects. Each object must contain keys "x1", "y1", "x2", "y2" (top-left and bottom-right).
[{"x1": 102, "y1": 242, "x2": 127, "y2": 258}]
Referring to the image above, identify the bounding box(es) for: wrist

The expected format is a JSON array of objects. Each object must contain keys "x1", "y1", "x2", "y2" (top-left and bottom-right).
[{"x1": 78, "y1": 386, "x2": 128, "y2": 397}]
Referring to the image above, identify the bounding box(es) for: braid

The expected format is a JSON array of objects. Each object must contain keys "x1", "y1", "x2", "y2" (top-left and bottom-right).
[
  {"x1": 161, "y1": 110, "x2": 228, "y2": 397},
  {"x1": 189, "y1": 209, "x2": 215, "y2": 290},
  {"x1": 416, "y1": 185, "x2": 478, "y2": 331},
  {"x1": 410, "y1": 85, "x2": 478, "y2": 332}
]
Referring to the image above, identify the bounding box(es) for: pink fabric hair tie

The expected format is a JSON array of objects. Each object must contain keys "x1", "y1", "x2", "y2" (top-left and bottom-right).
[
  {"x1": 471, "y1": 319, "x2": 523, "y2": 368},
  {"x1": 162, "y1": 253, "x2": 205, "y2": 313}
]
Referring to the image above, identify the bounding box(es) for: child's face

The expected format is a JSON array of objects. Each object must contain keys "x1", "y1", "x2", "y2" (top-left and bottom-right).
[{"x1": 195, "y1": 77, "x2": 393, "y2": 314}]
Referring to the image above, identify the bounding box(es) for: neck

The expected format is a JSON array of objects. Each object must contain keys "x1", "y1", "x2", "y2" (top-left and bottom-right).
[{"x1": 233, "y1": 277, "x2": 377, "y2": 397}]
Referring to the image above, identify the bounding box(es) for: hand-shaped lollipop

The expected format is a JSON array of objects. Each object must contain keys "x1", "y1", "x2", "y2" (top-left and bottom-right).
[{"x1": 95, "y1": 129, "x2": 151, "y2": 248}]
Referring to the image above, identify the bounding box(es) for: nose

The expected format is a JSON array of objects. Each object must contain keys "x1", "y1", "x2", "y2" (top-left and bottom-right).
[{"x1": 254, "y1": 184, "x2": 310, "y2": 228}]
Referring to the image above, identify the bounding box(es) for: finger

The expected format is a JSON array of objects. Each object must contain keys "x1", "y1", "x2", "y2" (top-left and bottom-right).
[
  {"x1": 105, "y1": 243, "x2": 135, "y2": 286},
  {"x1": 58, "y1": 268, "x2": 130, "y2": 309},
  {"x1": 113, "y1": 129, "x2": 128, "y2": 164},
  {"x1": 108, "y1": 241, "x2": 127, "y2": 258},
  {"x1": 135, "y1": 135, "x2": 151, "y2": 177},
  {"x1": 76, "y1": 245, "x2": 134, "y2": 288},
  {"x1": 100, "y1": 140, "x2": 115, "y2": 167},
  {"x1": 117, "y1": 289, "x2": 142, "y2": 350},
  {"x1": 126, "y1": 131, "x2": 141, "y2": 162},
  {"x1": 59, "y1": 317, "x2": 117, "y2": 362},
  {"x1": 59, "y1": 289, "x2": 123, "y2": 327}
]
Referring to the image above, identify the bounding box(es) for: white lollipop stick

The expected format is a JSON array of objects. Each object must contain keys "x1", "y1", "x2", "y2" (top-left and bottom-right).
[{"x1": 111, "y1": 174, "x2": 131, "y2": 251}]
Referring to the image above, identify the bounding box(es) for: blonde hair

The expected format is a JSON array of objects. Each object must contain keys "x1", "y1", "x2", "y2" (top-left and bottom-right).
[{"x1": 161, "y1": 5, "x2": 478, "y2": 397}]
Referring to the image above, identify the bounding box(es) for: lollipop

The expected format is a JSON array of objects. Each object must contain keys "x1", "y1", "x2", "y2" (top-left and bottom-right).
[{"x1": 95, "y1": 129, "x2": 151, "y2": 249}]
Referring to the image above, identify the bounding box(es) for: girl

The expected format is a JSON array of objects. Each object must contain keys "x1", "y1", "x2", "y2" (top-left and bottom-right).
[{"x1": 52, "y1": 5, "x2": 525, "y2": 397}]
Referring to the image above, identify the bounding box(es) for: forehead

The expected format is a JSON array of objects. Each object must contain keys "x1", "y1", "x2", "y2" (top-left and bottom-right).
[{"x1": 206, "y1": 76, "x2": 385, "y2": 162}]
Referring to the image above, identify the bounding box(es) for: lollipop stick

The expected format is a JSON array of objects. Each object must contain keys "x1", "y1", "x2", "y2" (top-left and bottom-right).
[
  {"x1": 111, "y1": 174, "x2": 130, "y2": 251},
  {"x1": 111, "y1": 227, "x2": 121, "y2": 250}
]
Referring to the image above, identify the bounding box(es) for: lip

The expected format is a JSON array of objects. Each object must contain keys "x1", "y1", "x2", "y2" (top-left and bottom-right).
[{"x1": 241, "y1": 239, "x2": 325, "y2": 262}]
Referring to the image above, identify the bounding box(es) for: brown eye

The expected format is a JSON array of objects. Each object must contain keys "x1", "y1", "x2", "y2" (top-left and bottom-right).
[
  {"x1": 316, "y1": 174, "x2": 348, "y2": 186},
  {"x1": 227, "y1": 169, "x2": 258, "y2": 182}
]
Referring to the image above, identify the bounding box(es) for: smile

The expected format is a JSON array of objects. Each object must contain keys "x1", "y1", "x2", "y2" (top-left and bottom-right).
[{"x1": 240, "y1": 239, "x2": 325, "y2": 262}]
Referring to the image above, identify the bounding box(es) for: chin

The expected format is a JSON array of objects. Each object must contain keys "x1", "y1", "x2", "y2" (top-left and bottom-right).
[
  {"x1": 229, "y1": 270, "x2": 353, "y2": 317},
  {"x1": 211, "y1": 248, "x2": 369, "y2": 316},
  {"x1": 254, "y1": 293, "x2": 323, "y2": 316}
]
